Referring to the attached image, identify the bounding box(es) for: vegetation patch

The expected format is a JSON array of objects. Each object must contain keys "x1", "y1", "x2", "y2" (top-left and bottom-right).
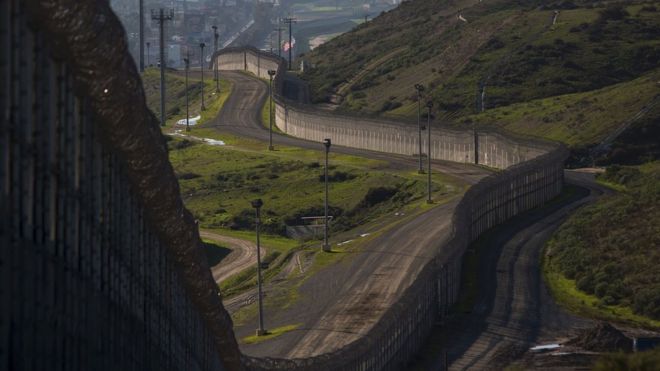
[
  {"x1": 544, "y1": 164, "x2": 660, "y2": 328},
  {"x1": 241, "y1": 323, "x2": 301, "y2": 344},
  {"x1": 168, "y1": 137, "x2": 449, "y2": 236},
  {"x1": 142, "y1": 68, "x2": 232, "y2": 127}
]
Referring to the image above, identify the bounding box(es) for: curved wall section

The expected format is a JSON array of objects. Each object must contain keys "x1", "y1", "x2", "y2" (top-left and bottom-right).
[{"x1": 216, "y1": 47, "x2": 568, "y2": 370}]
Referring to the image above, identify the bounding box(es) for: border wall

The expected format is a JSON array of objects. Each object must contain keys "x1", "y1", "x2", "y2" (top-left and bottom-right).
[
  {"x1": 1, "y1": 1, "x2": 243, "y2": 370},
  {"x1": 216, "y1": 47, "x2": 568, "y2": 370}
]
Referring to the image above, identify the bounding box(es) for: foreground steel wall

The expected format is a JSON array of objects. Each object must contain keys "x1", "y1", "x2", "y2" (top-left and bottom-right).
[
  {"x1": 1, "y1": 1, "x2": 243, "y2": 370},
  {"x1": 216, "y1": 47, "x2": 568, "y2": 370}
]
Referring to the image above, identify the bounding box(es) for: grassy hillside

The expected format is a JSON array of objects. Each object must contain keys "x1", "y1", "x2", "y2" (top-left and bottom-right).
[
  {"x1": 142, "y1": 68, "x2": 231, "y2": 127},
  {"x1": 544, "y1": 163, "x2": 660, "y2": 328},
  {"x1": 167, "y1": 136, "x2": 457, "y2": 236},
  {"x1": 301, "y1": 0, "x2": 660, "y2": 150}
]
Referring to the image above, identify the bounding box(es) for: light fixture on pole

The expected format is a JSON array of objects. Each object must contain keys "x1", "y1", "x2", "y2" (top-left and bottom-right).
[
  {"x1": 426, "y1": 100, "x2": 433, "y2": 204},
  {"x1": 251, "y1": 199, "x2": 267, "y2": 336},
  {"x1": 268, "y1": 69, "x2": 277, "y2": 150},
  {"x1": 199, "y1": 42, "x2": 206, "y2": 111},
  {"x1": 414, "y1": 83, "x2": 425, "y2": 173},
  {"x1": 212, "y1": 25, "x2": 220, "y2": 93},
  {"x1": 323, "y1": 138, "x2": 332, "y2": 252}
]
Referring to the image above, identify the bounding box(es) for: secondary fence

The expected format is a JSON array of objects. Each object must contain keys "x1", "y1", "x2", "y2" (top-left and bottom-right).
[
  {"x1": 1, "y1": 1, "x2": 242, "y2": 370},
  {"x1": 216, "y1": 47, "x2": 568, "y2": 370}
]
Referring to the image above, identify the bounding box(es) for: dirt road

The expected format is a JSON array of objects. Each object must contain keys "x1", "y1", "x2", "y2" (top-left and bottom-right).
[
  {"x1": 200, "y1": 230, "x2": 264, "y2": 285},
  {"x1": 433, "y1": 170, "x2": 611, "y2": 370},
  {"x1": 208, "y1": 71, "x2": 491, "y2": 358}
]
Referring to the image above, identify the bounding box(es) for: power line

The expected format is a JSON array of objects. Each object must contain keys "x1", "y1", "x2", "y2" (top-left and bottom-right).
[
  {"x1": 151, "y1": 8, "x2": 174, "y2": 127},
  {"x1": 281, "y1": 17, "x2": 297, "y2": 70}
]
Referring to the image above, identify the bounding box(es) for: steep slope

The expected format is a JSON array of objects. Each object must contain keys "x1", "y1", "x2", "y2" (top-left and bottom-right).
[{"x1": 301, "y1": 0, "x2": 660, "y2": 152}]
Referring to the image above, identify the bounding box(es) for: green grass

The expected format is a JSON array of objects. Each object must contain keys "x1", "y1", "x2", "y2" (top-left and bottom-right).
[
  {"x1": 301, "y1": 0, "x2": 660, "y2": 149},
  {"x1": 592, "y1": 348, "x2": 660, "y2": 370},
  {"x1": 142, "y1": 68, "x2": 232, "y2": 128},
  {"x1": 543, "y1": 164, "x2": 660, "y2": 329},
  {"x1": 260, "y1": 96, "x2": 283, "y2": 134},
  {"x1": 168, "y1": 137, "x2": 447, "y2": 235},
  {"x1": 241, "y1": 323, "x2": 301, "y2": 344},
  {"x1": 543, "y1": 256, "x2": 660, "y2": 330},
  {"x1": 462, "y1": 69, "x2": 660, "y2": 147}
]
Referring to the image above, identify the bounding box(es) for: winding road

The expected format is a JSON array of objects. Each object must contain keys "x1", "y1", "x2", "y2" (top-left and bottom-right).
[
  {"x1": 200, "y1": 230, "x2": 264, "y2": 284},
  {"x1": 206, "y1": 70, "x2": 601, "y2": 366},
  {"x1": 436, "y1": 170, "x2": 610, "y2": 370},
  {"x1": 209, "y1": 70, "x2": 491, "y2": 358}
]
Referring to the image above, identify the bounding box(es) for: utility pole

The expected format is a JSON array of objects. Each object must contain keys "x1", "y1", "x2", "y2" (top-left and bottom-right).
[
  {"x1": 146, "y1": 41, "x2": 150, "y2": 67},
  {"x1": 184, "y1": 52, "x2": 190, "y2": 132},
  {"x1": 151, "y1": 8, "x2": 174, "y2": 127},
  {"x1": 414, "y1": 84, "x2": 425, "y2": 173},
  {"x1": 212, "y1": 25, "x2": 220, "y2": 93},
  {"x1": 275, "y1": 26, "x2": 284, "y2": 58},
  {"x1": 200, "y1": 42, "x2": 206, "y2": 111},
  {"x1": 268, "y1": 70, "x2": 276, "y2": 150},
  {"x1": 426, "y1": 100, "x2": 433, "y2": 204},
  {"x1": 281, "y1": 17, "x2": 297, "y2": 69},
  {"x1": 323, "y1": 138, "x2": 332, "y2": 252},
  {"x1": 251, "y1": 199, "x2": 267, "y2": 336},
  {"x1": 139, "y1": 0, "x2": 144, "y2": 72}
]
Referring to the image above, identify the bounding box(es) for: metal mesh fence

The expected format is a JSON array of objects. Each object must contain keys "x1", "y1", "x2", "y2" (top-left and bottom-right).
[{"x1": 1, "y1": 1, "x2": 242, "y2": 370}]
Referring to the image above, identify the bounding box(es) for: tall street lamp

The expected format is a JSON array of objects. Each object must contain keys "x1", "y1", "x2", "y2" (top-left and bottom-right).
[
  {"x1": 268, "y1": 69, "x2": 277, "y2": 150},
  {"x1": 414, "y1": 84, "x2": 425, "y2": 173},
  {"x1": 251, "y1": 199, "x2": 267, "y2": 336},
  {"x1": 212, "y1": 25, "x2": 220, "y2": 93},
  {"x1": 199, "y1": 42, "x2": 206, "y2": 111},
  {"x1": 323, "y1": 138, "x2": 332, "y2": 252},
  {"x1": 184, "y1": 52, "x2": 190, "y2": 132},
  {"x1": 426, "y1": 100, "x2": 433, "y2": 204}
]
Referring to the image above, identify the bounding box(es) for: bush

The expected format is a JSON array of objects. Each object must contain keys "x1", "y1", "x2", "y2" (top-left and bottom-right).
[
  {"x1": 319, "y1": 171, "x2": 356, "y2": 182},
  {"x1": 599, "y1": 5, "x2": 629, "y2": 22}
]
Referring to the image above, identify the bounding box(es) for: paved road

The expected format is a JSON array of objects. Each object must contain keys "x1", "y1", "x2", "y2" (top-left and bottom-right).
[
  {"x1": 433, "y1": 170, "x2": 611, "y2": 370},
  {"x1": 200, "y1": 230, "x2": 264, "y2": 285},
  {"x1": 209, "y1": 71, "x2": 491, "y2": 358}
]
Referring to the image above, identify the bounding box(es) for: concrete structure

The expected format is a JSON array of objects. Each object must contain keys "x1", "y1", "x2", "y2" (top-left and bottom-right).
[{"x1": 214, "y1": 47, "x2": 568, "y2": 370}]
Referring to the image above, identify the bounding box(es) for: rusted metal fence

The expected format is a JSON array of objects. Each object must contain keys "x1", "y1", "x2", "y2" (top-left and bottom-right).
[{"x1": 1, "y1": 1, "x2": 241, "y2": 370}]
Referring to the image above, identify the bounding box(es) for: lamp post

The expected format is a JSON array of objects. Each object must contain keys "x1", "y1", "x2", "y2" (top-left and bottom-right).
[
  {"x1": 184, "y1": 52, "x2": 190, "y2": 132},
  {"x1": 323, "y1": 138, "x2": 332, "y2": 252},
  {"x1": 212, "y1": 25, "x2": 220, "y2": 93},
  {"x1": 251, "y1": 199, "x2": 267, "y2": 336},
  {"x1": 268, "y1": 70, "x2": 276, "y2": 150},
  {"x1": 414, "y1": 84, "x2": 425, "y2": 173},
  {"x1": 426, "y1": 100, "x2": 433, "y2": 204},
  {"x1": 146, "y1": 41, "x2": 151, "y2": 66},
  {"x1": 199, "y1": 42, "x2": 206, "y2": 111}
]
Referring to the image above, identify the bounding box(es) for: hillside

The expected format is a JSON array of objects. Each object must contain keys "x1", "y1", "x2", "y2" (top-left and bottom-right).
[
  {"x1": 301, "y1": 0, "x2": 660, "y2": 152},
  {"x1": 544, "y1": 163, "x2": 660, "y2": 327}
]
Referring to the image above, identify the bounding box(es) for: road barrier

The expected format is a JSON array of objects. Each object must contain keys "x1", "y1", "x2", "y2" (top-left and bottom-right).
[
  {"x1": 1, "y1": 1, "x2": 242, "y2": 370},
  {"x1": 216, "y1": 47, "x2": 568, "y2": 370}
]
